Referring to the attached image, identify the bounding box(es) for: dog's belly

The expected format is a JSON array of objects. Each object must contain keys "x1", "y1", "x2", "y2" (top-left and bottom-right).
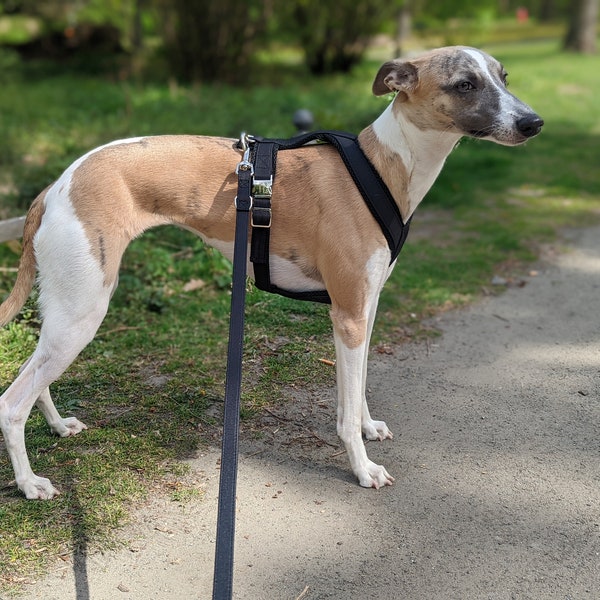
[
  {"x1": 269, "y1": 254, "x2": 325, "y2": 291},
  {"x1": 203, "y1": 236, "x2": 325, "y2": 293}
]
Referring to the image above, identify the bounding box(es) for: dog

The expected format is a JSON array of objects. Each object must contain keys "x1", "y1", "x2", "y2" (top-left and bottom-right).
[{"x1": 0, "y1": 46, "x2": 543, "y2": 499}]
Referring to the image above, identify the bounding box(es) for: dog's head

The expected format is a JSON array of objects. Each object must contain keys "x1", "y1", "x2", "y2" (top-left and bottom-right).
[{"x1": 372, "y1": 46, "x2": 543, "y2": 146}]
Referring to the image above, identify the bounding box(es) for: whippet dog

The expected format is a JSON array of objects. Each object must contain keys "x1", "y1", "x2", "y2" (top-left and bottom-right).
[{"x1": 0, "y1": 46, "x2": 543, "y2": 499}]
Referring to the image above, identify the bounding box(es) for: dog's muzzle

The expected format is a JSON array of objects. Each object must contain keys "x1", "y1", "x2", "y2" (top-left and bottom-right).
[{"x1": 516, "y1": 114, "x2": 544, "y2": 138}]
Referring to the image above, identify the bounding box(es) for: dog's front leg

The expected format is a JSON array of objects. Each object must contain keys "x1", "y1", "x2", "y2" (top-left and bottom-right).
[
  {"x1": 360, "y1": 300, "x2": 393, "y2": 442},
  {"x1": 332, "y1": 311, "x2": 394, "y2": 489}
]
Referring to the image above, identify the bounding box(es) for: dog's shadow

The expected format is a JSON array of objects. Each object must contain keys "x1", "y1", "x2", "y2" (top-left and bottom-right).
[{"x1": 63, "y1": 474, "x2": 91, "y2": 600}]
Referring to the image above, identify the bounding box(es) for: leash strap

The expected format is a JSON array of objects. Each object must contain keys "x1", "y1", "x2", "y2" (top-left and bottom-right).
[{"x1": 212, "y1": 146, "x2": 253, "y2": 600}]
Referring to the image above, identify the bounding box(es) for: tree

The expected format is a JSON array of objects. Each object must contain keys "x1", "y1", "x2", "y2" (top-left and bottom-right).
[
  {"x1": 563, "y1": 0, "x2": 598, "y2": 52},
  {"x1": 291, "y1": 0, "x2": 396, "y2": 75},
  {"x1": 155, "y1": 0, "x2": 273, "y2": 83}
]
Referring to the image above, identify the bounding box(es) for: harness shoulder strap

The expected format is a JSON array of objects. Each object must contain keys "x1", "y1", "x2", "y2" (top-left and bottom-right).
[{"x1": 318, "y1": 132, "x2": 409, "y2": 262}]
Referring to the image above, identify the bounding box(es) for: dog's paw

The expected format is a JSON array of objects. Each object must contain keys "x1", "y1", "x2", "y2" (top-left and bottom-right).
[
  {"x1": 357, "y1": 461, "x2": 395, "y2": 489},
  {"x1": 19, "y1": 476, "x2": 61, "y2": 500},
  {"x1": 52, "y1": 417, "x2": 88, "y2": 438},
  {"x1": 362, "y1": 419, "x2": 393, "y2": 441}
]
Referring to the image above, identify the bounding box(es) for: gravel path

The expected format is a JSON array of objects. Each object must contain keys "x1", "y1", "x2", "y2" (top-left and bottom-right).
[{"x1": 17, "y1": 226, "x2": 600, "y2": 600}]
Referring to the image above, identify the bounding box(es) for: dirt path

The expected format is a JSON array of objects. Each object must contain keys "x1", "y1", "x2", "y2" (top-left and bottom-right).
[{"x1": 17, "y1": 227, "x2": 600, "y2": 600}]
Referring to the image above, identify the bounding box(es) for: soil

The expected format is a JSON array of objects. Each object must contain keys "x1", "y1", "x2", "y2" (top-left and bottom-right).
[{"x1": 14, "y1": 226, "x2": 600, "y2": 600}]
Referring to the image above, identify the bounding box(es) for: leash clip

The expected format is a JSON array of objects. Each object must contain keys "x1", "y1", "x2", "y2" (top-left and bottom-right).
[
  {"x1": 235, "y1": 132, "x2": 253, "y2": 211},
  {"x1": 235, "y1": 132, "x2": 254, "y2": 175},
  {"x1": 235, "y1": 149, "x2": 254, "y2": 176}
]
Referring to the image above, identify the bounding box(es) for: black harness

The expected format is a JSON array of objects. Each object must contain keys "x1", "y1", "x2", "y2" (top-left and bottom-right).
[{"x1": 243, "y1": 130, "x2": 411, "y2": 304}]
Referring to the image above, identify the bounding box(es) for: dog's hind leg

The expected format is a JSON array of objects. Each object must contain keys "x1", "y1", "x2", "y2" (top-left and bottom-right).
[
  {"x1": 1, "y1": 245, "x2": 113, "y2": 498},
  {"x1": 0, "y1": 297, "x2": 109, "y2": 499},
  {"x1": 15, "y1": 357, "x2": 88, "y2": 438},
  {"x1": 35, "y1": 387, "x2": 88, "y2": 438}
]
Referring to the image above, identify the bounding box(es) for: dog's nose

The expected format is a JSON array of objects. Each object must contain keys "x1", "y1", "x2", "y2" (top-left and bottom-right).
[{"x1": 517, "y1": 114, "x2": 544, "y2": 138}]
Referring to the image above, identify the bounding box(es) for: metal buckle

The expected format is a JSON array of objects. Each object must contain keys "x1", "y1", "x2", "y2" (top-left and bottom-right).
[
  {"x1": 234, "y1": 195, "x2": 253, "y2": 211},
  {"x1": 235, "y1": 132, "x2": 254, "y2": 175},
  {"x1": 251, "y1": 207, "x2": 271, "y2": 228},
  {"x1": 252, "y1": 177, "x2": 273, "y2": 199},
  {"x1": 235, "y1": 152, "x2": 254, "y2": 175}
]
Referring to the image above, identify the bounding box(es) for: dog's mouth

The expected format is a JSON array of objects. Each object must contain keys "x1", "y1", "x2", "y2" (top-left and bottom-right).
[
  {"x1": 469, "y1": 129, "x2": 488, "y2": 138},
  {"x1": 466, "y1": 114, "x2": 544, "y2": 145}
]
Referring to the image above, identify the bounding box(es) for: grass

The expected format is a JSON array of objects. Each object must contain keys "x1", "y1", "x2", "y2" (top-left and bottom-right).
[{"x1": 1, "y1": 37, "x2": 600, "y2": 591}]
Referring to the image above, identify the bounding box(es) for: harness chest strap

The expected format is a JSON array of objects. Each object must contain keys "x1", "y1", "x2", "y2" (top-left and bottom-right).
[{"x1": 248, "y1": 131, "x2": 412, "y2": 304}]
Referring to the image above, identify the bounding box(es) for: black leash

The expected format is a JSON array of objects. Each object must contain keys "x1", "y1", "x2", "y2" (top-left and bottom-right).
[{"x1": 212, "y1": 139, "x2": 253, "y2": 600}]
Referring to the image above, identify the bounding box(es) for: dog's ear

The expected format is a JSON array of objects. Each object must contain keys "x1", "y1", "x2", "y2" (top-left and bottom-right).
[{"x1": 372, "y1": 60, "x2": 418, "y2": 98}]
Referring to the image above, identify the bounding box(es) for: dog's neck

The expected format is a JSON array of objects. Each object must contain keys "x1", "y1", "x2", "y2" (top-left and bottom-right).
[{"x1": 359, "y1": 100, "x2": 462, "y2": 221}]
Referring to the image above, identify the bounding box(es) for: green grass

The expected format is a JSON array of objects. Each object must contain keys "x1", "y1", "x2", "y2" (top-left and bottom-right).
[{"x1": 1, "y1": 38, "x2": 600, "y2": 591}]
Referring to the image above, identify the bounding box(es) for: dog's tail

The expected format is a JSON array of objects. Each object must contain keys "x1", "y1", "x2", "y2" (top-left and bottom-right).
[{"x1": 0, "y1": 190, "x2": 47, "y2": 327}]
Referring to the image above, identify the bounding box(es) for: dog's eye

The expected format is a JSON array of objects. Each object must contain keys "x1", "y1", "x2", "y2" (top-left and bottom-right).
[
  {"x1": 456, "y1": 81, "x2": 475, "y2": 93},
  {"x1": 502, "y1": 71, "x2": 509, "y2": 86}
]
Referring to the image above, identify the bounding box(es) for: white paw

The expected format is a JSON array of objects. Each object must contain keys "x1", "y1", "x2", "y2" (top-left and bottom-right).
[
  {"x1": 362, "y1": 419, "x2": 393, "y2": 441},
  {"x1": 356, "y1": 461, "x2": 395, "y2": 489},
  {"x1": 52, "y1": 417, "x2": 88, "y2": 438},
  {"x1": 19, "y1": 476, "x2": 61, "y2": 500}
]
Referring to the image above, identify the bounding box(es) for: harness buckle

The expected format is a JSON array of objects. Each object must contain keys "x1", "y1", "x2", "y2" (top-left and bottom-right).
[
  {"x1": 251, "y1": 198, "x2": 272, "y2": 228},
  {"x1": 252, "y1": 176, "x2": 273, "y2": 199},
  {"x1": 251, "y1": 209, "x2": 271, "y2": 228}
]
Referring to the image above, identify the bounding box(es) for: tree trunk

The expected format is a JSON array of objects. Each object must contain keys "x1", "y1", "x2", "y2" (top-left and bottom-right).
[
  {"x1": 158, "y1": 0, "x2": 270, "y2": 83},
  {"x1": 395, "y1": 5, "x2": 412, "y2": 57},
  {"x1": 294, "y1": 0, "x2": 395, "y2": 75},
  {"x1": 538, "y1": 0, "x2": 558, "y2": 21},
  {"x1": 564, "y1": 0, "x2": 598, "y2": 53}
]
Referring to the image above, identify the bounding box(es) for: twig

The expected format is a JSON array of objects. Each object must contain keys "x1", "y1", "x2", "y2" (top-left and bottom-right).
[
  {"x1": 96, "y1": 325, "x2": 142, "y2": 338},
  {"x1": 95, "y1": 406, "x2": 134, "y2": 426},
  {"x1": 264, "y1": 407, "x2": 291, "y2": 422},
  {"x1": 318, "y1": 358, "x2": 335, "y2": 366},
  {"x1": 294, "y1": 586, "x2": 310, "y2": 600},
  {"x1": 310, "y1": 431, "x2": 338, "y2": 448}
]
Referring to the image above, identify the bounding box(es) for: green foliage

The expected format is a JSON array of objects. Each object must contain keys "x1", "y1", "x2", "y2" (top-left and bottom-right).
[
  {"x1": 74, "y1": 0, "x2": 137, "y2": 31},
  {"x1": 420, "y1": 0, "x2": 499, "y2": 21},
  {"x1": 285, "y1": 0, "x2": 397, "y2": 75},
  {"x1": 154, "y1": 0, "x2": 273, "y2": 83},
  {"x1": 0, "y1": 0, "x2": 582, "y2": 82},
  {"x1": 2, "y1": 0, "x2": 138, "y2": 31}
]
